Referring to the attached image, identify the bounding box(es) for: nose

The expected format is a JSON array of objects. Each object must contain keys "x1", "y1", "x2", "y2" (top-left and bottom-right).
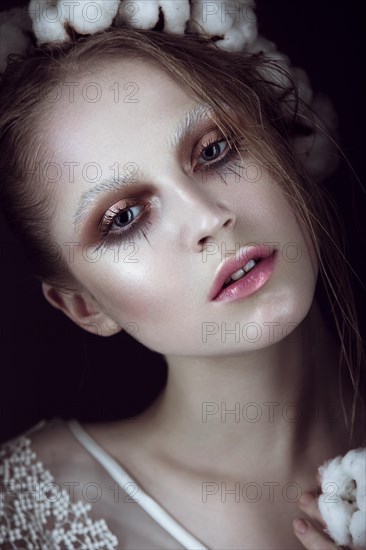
[{"x1": 167, "y1": 175, "x2": 236, "y2": 252}]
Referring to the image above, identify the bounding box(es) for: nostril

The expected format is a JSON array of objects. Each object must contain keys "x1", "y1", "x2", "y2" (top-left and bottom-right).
[
  {"x1": 198, "y1": 236, "x2": 211, "y2": 247},
  {"x1": 223, "y1": 217, "x2": 234, "y2": 229}
]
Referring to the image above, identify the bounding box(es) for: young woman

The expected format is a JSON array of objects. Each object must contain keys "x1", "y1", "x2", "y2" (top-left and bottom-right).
[{"x1": 0, "y1": 6, "x2": 365, "y2": 550}]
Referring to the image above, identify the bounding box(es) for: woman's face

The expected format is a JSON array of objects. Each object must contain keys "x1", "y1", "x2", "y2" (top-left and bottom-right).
[{"x1": 43, "y1": 58, "x2": 318, "y2": 356}]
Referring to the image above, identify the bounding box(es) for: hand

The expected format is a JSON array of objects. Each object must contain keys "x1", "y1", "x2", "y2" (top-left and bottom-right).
[
  {"x1": 293, "y1": 490, "x2": 339, "y2": 549},
  {"x1": 293, "y1": 490, "x2": 351, "y2": 550}
]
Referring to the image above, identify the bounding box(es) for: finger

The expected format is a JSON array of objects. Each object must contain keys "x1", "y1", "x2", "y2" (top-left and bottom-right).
[
  {"x1": 293, "y1": 518, "x2": 340, "y2": 550},
  {"x1": 299, "y1": 492, "x2": 325, "y2": 525}
]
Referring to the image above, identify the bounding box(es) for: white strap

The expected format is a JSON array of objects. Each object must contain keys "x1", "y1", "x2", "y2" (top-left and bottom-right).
[{"x1": 66, "y1": 419, "x2": 208, "y2": 550}]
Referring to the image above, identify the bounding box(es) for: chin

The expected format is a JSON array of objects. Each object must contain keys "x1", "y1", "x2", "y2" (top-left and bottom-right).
[{"x1": 196, "y1": 287, "x2": 316, "y2": 355}]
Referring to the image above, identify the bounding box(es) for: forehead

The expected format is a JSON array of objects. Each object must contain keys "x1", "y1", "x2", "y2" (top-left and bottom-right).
[
  {"x1": 37, "y1": 58, "x2": 214, "y2": 232},
  {"x1": 43, "y1": 58, "x2": 194, "y2": 161}
]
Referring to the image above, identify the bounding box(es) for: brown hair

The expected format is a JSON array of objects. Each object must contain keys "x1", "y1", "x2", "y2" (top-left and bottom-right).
[{"x1": 0, "y1": 27, "x2": 364, "y2": 443}]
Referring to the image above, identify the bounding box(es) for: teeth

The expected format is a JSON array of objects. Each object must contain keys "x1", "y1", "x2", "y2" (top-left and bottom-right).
[
  {"x1": 230, "y1": 268, "x2": 245, "y2": 281},
  {"x1": 243, "y1": 259, "x2": 256, "y2": 272},
  {"x1": 223, "y1": 259, "x2": 258, "y2": 288}
]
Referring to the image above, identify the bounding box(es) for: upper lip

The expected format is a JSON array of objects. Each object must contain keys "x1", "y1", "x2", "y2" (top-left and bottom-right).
[{"x1": 208, "y1": 244, "x2": 275, "y2": 301}]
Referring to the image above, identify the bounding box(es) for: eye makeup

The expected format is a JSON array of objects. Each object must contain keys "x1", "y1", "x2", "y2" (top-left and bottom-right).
[
  {"x1": 96, "y1": 200, "x2": 153, "y2": 253},
  {"x1": 92, "y1": 127, "x2": 244, "y2": 254}
]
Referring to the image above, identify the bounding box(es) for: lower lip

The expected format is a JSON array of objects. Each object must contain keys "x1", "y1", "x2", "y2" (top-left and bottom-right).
[{"x1": 212, "y1": 252, "x2": 277, "y2": 303}]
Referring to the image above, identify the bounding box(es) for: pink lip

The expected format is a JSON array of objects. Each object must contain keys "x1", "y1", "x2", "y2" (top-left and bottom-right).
[{"x1": 208, "y1": 245, "x2": 277, "y2": 302}]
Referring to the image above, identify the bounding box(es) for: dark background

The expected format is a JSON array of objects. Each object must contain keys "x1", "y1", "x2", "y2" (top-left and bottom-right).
[{"x1": 0, "y1": 0, "x2": 365, "y2": 443}]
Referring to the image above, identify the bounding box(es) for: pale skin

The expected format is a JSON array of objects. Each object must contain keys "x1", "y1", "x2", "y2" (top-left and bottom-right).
[{"x1": 38, "y1": 58, "x2": 359, "y2": 549}]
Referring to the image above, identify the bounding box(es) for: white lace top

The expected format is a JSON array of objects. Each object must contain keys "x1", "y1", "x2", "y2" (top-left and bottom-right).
[{"x1": 0, "y1": 418, "x2": 207, "y2": 549}]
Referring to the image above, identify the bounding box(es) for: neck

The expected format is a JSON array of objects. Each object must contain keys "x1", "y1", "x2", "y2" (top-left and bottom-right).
[{"x1": 138, "y1": 300, "x2": 352, "y2": 480}]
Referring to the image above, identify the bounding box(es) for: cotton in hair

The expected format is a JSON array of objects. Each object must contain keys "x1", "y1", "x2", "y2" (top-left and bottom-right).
[{"x1": 0, "y1": 0, "x2": 340, "y2": 180}]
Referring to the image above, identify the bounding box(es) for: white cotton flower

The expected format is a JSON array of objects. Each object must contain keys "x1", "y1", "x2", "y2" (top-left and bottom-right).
[
  {"x1": 120, "y1": 0, "x2": 160, "y2": 30},
  {"x1": 318, "y1": 448, "x2": 366, "y2": 548},
  {"x1": 293, "y1": 93, "x2": 340, "y2": 180},
  {"x1": 249, "y1": 33, "x2": 338, "y2": 180},
  {"x1": 190, "y1": 0, "x2": 233, "y2": 35},
  {"x1": 214, "y1": 25, "x2": 255, "y2": 52},
  {"x1": 61, "y1": 0, "x2": 119, "y2": 35},
  {"x1": 119, "y1": 0, "x2": 190, "y2": 33},
  {"x1": 249, "y1": 34, "x2": 293, "y2": 92},
  {"x1": 189, "y1": 0, "x2": 257, "y2": 51},
  {"x1": 29, "y1": 0, "x2": 120, "y2": 44},
  {"x1": 0, "y1": 0, "x2": 343, "y2": 183},
  {"x1": 29, "y1": 0, "x2": 68, "y2": 44},
  {"x1": 292, "y1": 67, "x2": 313, "y2": 105},
  {"x1": 159, "y1": 0, "x2": 190, "y2": 34}
]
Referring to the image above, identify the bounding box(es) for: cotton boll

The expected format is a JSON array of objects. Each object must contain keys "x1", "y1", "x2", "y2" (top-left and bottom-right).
[
  {"x1": 350, "y1": 510, "x2": 366, "y2": 547},
  {"x1": 257, "y1": 57, "x2": 293, "y2": 98},
  {"x1": 190, "y1": 0, "x2": 233, "y2": 36},
  {"x1": 29, "y1": 0, "x2": 68, "y2": 44},
  {"x1": 159, "y1": 1, "x2": 190, "y2": 34},
  {"x1": 356, "y1": 481, "x2": 366, "y2": 515},
  {"x1": 249, "y1": 34, "x2": 276, "y2": 55},
  {"x1": 293, "y1": 129, "x2": 337, "y2": 180},
  {"x1": 237, "y1": 16, "x2": 258, "y2": 49},
  {"x1": 292, "y1": 67, "x2": 313, "y2": 105},
  {"x1": 190, "y1": 0, "x2": 258, "y2": 49},
  {"x1": 215, "y1": 22, "x2": 257, "y2": 52},
  {"x1": 294, "y1": 122, "x2": 339, "y2": 180},
  {"x1": 343, "y1": 448, "x2": 366, "y2": 542},
  {"x1": 318, "y1": 493, "x2": 353, "y2": 546},
  {"x1": 214, "y1": 27, "x2": 247, "y2": 52},
  {"x1": 263, "y1": 48, "x2": 291, "y2": 67},
  {"x1": 60, "y1": 0, "x2": 119, "y2": 35},
  {"x1": 342, "y1": 448, "x2": 366, "y2": 509},
  {"x1": 217, "y1": 1, "x2": 258, "y2": 52},
  {"x1": 119, "y1": 0, "x2": 160, "y2": 30},
  {"x1": 320, "y1": 455, "x2": 354, "y2": 496},
  {"x1": 318, "y1": 448, "x2": 366, "y2": 548}
]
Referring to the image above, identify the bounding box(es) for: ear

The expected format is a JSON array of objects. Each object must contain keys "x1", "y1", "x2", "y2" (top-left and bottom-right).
[{"x1": 41, "y1": 282, "x2": 121, "y2": 337}]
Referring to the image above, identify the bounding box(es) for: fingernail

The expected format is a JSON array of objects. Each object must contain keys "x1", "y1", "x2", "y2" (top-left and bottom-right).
[
  {"x1": 294, "y1": 518, "x2": 308, "y2": 535},
  {"x1": 299, "y1": 492, "x2": 314, "y2": 507}
]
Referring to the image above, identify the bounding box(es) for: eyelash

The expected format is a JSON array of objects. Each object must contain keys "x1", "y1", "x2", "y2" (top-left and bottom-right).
[
  {"x1": 95, "y1": 133, "x2": 241, "y2": 252},
  {"x1": 96, "y1": 201, "x2": 152, "y2": 252}
]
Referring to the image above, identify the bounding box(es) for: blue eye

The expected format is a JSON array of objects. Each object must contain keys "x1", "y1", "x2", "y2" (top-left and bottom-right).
[
  {"x1": 97, "y1": 201, "x2": 147, "y2": 247},
  {"x1": 112, "y1": 205, "x2": 142, "y2": 229},
  {"x1": 198, "y1": 140, "x2": 228, "y2": 164}
]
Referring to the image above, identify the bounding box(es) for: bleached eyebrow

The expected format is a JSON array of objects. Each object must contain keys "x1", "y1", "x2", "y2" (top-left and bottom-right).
[
  {"x1": 168, "y1": 102, "x2": 214, "y2": 148},
  {"x1": 73, "y1": 101, "x2": 215, "y2": 233},
  {"x1": 73, "y1": 174, "x2": 137, "y2": 233}
]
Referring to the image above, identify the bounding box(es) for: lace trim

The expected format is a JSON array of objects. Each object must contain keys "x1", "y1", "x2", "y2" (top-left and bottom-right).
[{"x1": 0, "y1": 435, "x2": 118, "y2": 549}]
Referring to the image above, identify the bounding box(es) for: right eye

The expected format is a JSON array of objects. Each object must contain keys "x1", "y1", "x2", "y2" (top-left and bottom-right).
[
  {"x1": 106, "y1": 204, "x2": 143, "y2": 230},
  {"x1": 197, "y1": 139, "x2": 229, "y2": 165},
  {"x1": 98, "y1": 200, "x2": 146, "y2": 239}
]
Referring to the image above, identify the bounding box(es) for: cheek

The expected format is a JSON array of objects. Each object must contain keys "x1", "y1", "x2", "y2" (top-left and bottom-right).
[{"x1": 74, "y1": 255, "x2": 177, "y2": 328}]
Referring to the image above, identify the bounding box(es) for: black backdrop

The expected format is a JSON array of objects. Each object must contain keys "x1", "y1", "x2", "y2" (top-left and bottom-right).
[{"x1": 0, "y1": 0, "x2": 365, "y2": 443}]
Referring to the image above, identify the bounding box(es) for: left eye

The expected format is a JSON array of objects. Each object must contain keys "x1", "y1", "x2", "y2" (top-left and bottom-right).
[
  {"x1": 113, "y1": 205, "x2": 142, "y2": 229},
  {"x1": 198, "y1": 139, "x2": 228, "y2": 164}
]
